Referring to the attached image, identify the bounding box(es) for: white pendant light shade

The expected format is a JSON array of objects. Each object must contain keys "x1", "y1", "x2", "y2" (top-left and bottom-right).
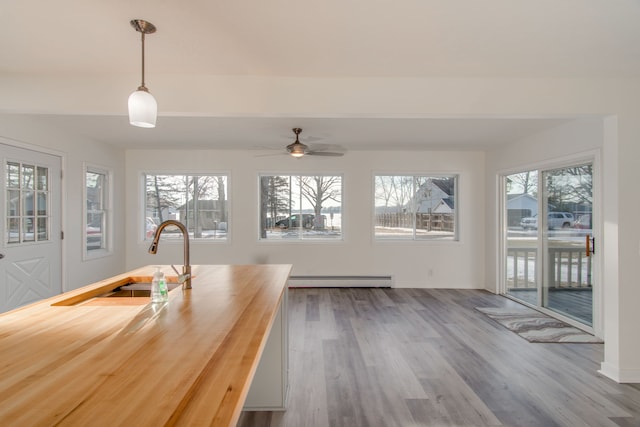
[{"x1": 128, "y1": 89, "x2": 157, "y2": 128}]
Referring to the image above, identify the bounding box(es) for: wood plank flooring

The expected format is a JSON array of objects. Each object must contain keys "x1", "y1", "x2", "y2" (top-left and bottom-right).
[{"x1": 237, "y1": 288, "x2": 640, "y2": 427}]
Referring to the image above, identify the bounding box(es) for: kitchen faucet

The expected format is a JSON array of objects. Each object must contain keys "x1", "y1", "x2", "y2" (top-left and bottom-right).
[{"x1": 148, "y1": 220, "x2": 192, "y2": 289}]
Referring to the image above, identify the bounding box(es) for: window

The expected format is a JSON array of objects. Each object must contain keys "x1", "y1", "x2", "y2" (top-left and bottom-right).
[
  {"x1": 260, "y1": 174, "x2": 342, "y2": 240},
  {"x1": 144, "y1": 173, "x2": 228, "y2": 240},
  {"x1": 374, "y1": 175, "x2": 457, "y2": 240},
  {"x1": 84, "y1": 165, "x2": 111, "y2": 257}
]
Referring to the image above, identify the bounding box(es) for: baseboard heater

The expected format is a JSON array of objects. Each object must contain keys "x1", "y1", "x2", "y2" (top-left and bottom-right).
[{"x1": 288, "y1": 275, "x2": 393, "y2": 288}]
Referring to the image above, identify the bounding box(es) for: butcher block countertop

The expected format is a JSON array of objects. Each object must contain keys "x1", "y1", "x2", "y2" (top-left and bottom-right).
[{"x1": 0, "y1": 264, "x2": 292, "y2": 426}]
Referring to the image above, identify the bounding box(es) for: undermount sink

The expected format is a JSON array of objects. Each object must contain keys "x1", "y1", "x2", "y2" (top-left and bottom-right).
[
  {"x1": 52, "y1": 275, "x2": 182, "y2": 306},
  {"x1": 100, "y1": 282, "x2": 181, "y2": 298}
]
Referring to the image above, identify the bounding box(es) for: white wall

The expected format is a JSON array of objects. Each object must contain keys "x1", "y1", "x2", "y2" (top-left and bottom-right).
[
  {"x1": 125, "y1": 149, "x2": 486, "y2": 288},
  {"x1": 0, "y1": 114, "x2": 126, "y2": 291}
]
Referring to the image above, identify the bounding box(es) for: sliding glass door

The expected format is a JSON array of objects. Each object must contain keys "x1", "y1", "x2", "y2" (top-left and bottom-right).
[
  {"x1": 505, "y1": 170, "x2": 539, "y2": 306},
  {"x1": 503, "y1": 162, "x2": 595, "y2": 327},
  {"x1": 541, "y1": 164, "x2": 593, "y2": 325}
]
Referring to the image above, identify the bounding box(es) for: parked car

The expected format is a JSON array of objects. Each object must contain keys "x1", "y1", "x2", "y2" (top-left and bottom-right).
[
  {"x1": 275, "y1": 214, "x2": 315, "y2": 229},
  {"x1": 520, "y1": 212, "x2": 575, "y2": 230}
]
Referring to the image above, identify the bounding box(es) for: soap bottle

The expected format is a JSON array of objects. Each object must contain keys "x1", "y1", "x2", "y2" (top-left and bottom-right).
[
  {"x1": 151, "y1": 267, "x2": 165, "y2": 303},
  {"x1": 158, "y1": 270, "x2": 168, "y2": 302}
]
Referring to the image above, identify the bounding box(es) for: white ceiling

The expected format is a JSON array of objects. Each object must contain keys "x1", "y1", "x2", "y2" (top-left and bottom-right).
[{"x1": 2, "y1": 1, "x2": 637, "y2": 151}]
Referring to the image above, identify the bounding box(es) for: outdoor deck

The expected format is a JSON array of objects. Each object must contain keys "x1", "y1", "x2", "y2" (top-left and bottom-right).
[{"x1": 507, "y1": 287, "x2": 593, "y2": 326}]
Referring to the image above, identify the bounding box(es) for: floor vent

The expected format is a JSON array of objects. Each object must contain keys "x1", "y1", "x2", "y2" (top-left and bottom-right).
[{"x1": 288, "y1": 275, "x2": 393, "y2": 288}]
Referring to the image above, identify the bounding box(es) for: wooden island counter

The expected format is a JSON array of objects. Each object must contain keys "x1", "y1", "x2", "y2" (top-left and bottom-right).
[{"x1": 0, "y1": 264, "x2": 291, "y2": 426}]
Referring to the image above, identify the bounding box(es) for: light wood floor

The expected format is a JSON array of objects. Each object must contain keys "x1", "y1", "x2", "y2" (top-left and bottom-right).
[{"x1": 238, "y1": 288, "x2": 640, "y2": 427}]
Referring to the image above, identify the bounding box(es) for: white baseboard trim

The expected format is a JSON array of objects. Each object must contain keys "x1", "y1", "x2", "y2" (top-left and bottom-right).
[
  {"x1": 599, "y1": 361, "x2": 640, "y2": 383},
  {"x1": 288, "y1": 275, "x2": 392, "y2": 288}
]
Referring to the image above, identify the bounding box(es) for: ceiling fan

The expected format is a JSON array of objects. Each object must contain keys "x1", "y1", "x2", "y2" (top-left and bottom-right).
[{"x1": 285, "y1": 128, "x2": 344, "y2": 158}]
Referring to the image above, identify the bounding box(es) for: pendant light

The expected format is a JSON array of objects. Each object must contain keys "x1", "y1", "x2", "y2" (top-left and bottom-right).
[{"x1": 128, "y1": 19, "x2": 157, "y2": 128}]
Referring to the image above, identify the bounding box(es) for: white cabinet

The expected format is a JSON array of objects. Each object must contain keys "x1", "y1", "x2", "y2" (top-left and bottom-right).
[{"x1": 244, "y1": 287, "x2": 288, "y2": 410}]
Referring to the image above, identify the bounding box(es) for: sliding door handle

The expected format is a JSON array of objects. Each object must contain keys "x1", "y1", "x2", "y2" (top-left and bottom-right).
[{"x1": 586, "y1": 235, "x2": 595, "y2": 256}]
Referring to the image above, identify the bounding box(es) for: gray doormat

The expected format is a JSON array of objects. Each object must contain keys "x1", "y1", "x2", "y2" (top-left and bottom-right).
[{"x1": 476, "y1": 306, "x2": 603, "y2": 343}]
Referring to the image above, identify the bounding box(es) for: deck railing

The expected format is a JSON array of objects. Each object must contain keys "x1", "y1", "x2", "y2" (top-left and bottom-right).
[{"x1": 507, "y1": 246, "x2": 592, "y2": 289}]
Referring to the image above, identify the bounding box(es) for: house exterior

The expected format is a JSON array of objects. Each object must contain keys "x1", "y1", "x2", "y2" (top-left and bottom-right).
[
  {"x1": 414, "y1": 178, "x2": 455, "y2": 213},
  {"x1": 506, "y1": 193, "x2": 538, "y2": 226}
]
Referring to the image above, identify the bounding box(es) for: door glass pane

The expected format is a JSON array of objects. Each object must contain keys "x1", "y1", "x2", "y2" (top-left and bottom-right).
[
  {"x1": 37, "y1": 192, "x2": 47, "y2": 215},
  {"x1": 7, "y1": 189, "x2": 19, "y2": 216},
  {"x1": 22, "y1": 164, "x2": 34, "y2": 189},
  {"x1": 543, "y1": 163, "x2": 593, "y2": 325},
  {"x1": 37, "y1": 166, "x2": 48, "y2": 190},
  {"x1": 37, "y1": 217, "x2": 48, "y2": 240},
  {"x1": 7, "y1": 162, "x2": 20, "y2": 188},
  {"x1": 22, "y1": 218, "x2": 35, "y2": 242},
  {"x1": 7, "y1": 218, "x2": 19, "y2": 244},
  {"x1": 505, "y1": 170, "x2": 538, "y2": 305},
  {"x1": 23, "y1": 190, "x2": 34, "y2": 216}
]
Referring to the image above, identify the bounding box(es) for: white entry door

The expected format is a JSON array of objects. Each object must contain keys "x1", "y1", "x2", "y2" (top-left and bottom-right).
[{"x1": 0, "y1": 143, "x2": 62, "y2": 313}]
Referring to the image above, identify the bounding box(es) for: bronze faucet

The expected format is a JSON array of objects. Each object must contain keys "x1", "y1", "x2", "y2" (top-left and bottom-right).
[{"x1": 148, "y1": 220, "x2": 192, "y2": 289}]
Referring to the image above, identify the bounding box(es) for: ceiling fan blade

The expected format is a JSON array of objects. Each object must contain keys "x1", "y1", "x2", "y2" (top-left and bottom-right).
[
  {"x1": 307, "y1": 151, "x2": 344, "y2": 157},
  {"x1": 255, "y1": 152, "x2": 287, "y2": 157}
]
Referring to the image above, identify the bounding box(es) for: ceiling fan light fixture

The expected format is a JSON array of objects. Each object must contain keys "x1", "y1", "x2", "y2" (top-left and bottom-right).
[
  {"x1": 287, "y1": 143, "x2": 306, "y2": 158},
  {"x1": 287, "y1": 128, "x2": 307, "y2": 157},
  {"x1": 281, "y1": 127, "x2": 343, "y2": 158},
  {"x1": 128, "y1": 19, "x2": 157, "y2": 128}
]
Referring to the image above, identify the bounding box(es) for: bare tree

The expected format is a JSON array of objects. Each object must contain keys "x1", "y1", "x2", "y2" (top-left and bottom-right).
[
  {"x1": 298, "y1": 176, "x2": 341, "y2": 229},
  {"x1": 507, "y1": 171, "x2": 538, "y2": 196},
  {"x1": 546, "y1": 164, "x2": 592, "y2": 210},
  {"x1": 390, "y1": 176, "x2": 414, "y2": 212},
  {"x1": 146, "y1": 175, "x2": 183, "y2": 222},
  {"x1": 375, "y1": 176, "x2": 395, "y2": 209}
]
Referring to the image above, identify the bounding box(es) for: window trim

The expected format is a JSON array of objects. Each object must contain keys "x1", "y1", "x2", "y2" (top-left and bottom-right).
[
  {"x1": 257, "y1": 173, "x2": 344, "y2": 243},
  {"x1": 141, "y1": 171, "x2": 230, "y2": 243},
  {"x1": 373, "y1": 173, "x2": 459, "y2": 242},
  {"x1": 83, "y1": 163, "x2": 113, "y2": 260}
]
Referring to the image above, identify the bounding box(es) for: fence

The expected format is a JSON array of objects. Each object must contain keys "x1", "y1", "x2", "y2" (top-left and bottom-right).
[{"x1": 375, "y1": 212, "x2": 454, "y2": 232}]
